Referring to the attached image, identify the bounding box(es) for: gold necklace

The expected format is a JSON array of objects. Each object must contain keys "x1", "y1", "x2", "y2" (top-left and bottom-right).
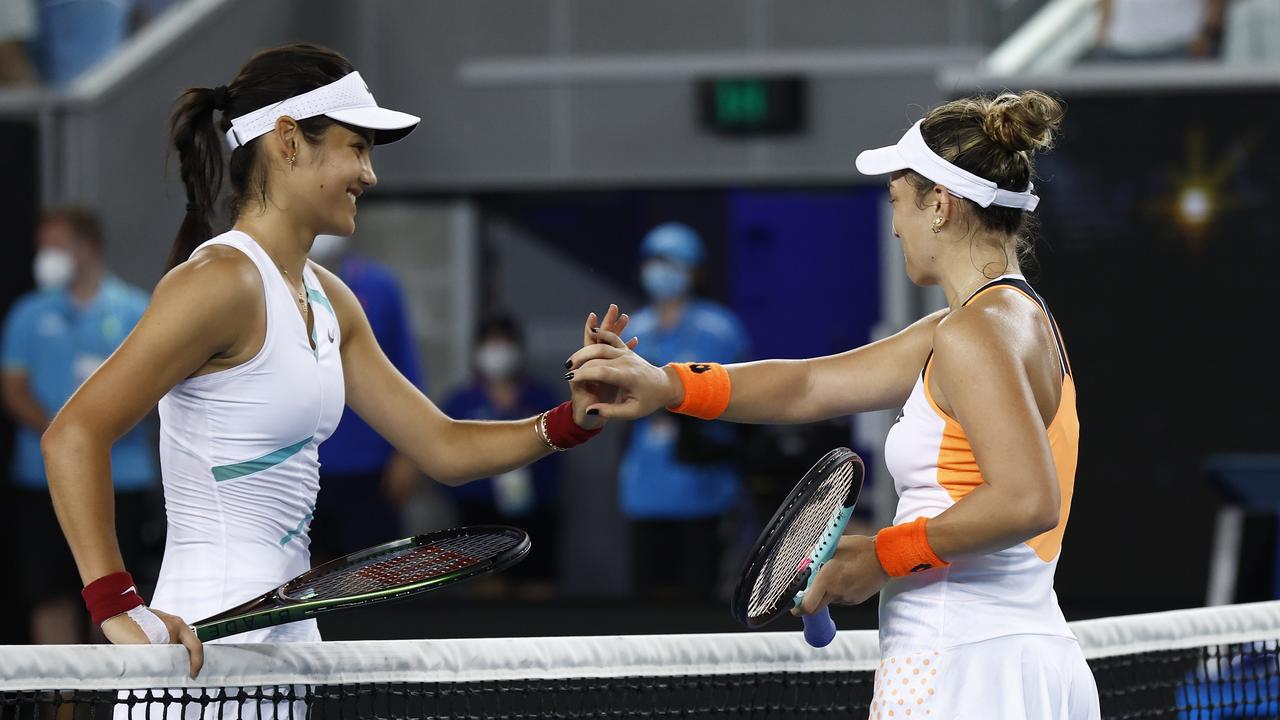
[{"x1": 278, "y1": 265, "x2": 307, "y2": 307}]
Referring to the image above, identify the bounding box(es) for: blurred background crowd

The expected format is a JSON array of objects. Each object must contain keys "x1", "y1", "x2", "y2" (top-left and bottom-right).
[{"x1": 1, "y1": 0, "x2": 1278, "y2": 644}]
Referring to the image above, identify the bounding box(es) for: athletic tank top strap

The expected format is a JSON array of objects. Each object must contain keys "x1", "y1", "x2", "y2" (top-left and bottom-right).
[
  {"x1": 193, "y1": 231, "x2": 300, "y2": 315},
  {"x1": 187, "y1": 232, "x2": 291, "y2": 369},
  {"x1": 962, "y1": 275, "x2": 1071, "y2": 378}
]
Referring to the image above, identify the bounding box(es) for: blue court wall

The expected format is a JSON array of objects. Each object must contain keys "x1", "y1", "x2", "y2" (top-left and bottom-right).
[{"x1": 727, "y1": 188, "x2": 882, "y2": 362}]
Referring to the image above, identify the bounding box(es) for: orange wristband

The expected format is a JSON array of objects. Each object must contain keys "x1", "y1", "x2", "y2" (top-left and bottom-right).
[
  {"x1": 874, "y1": 517, "x2": 950, "y2": 577},
  {"x1": 665, "y1": 362, "x2": 731, "y2": 420}
]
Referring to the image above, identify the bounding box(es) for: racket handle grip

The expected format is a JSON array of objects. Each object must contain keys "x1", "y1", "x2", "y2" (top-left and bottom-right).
[{"x1": 802, "y1": 607, "x2": 837, "y2": 648}]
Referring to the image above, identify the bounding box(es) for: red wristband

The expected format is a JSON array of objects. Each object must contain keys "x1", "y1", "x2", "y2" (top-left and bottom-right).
[
  {"x1": 82, "y1": 571, "x2": 146, "y2": 626},
  {"x1": 544, "y1": 401, "x2": 601, "y2": 450}
]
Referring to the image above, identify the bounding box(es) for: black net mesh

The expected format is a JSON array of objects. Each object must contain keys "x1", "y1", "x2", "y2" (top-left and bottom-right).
[
  {"x1": 0, "y1": 672, "x2": 869, "y2": 720},
  {"x1": 4, "y1": 604, "x2": 1279, "y2": 720},
  {"x1": 1089, "y1": 640, "x2": 1280, "y2": 719},
  {"x1": 4, "y1": 641, "x2": 1280, "y2": 719}
]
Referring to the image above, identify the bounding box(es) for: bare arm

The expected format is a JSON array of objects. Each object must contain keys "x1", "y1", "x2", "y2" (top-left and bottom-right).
[
  {"x1": 918, "y1": 307, "x2": 1062, "y2": 558},
  {"x1": 316, "y1": 264, "x2": 583, "y2": 485},
  {"x1": 42, "y1": 250, "x2": 257, "y2": 584},
  {"x1": 2, "y1": 371, "x2": 49, "y2": 432},
  {"x1": 568, "y1": 309, "x2": 946, "y2": 424},
  {"x1": 40, "y1": 248, "x2": 254, "y2": 668},
  {"x1": 794, "y1": 297, "x2": 1065, "y2": 614}
]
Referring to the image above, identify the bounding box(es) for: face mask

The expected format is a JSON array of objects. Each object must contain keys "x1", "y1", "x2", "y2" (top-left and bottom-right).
[
  {"x1": 33, "y1": 248, "x2": 75, "y2": 290},
  {"x1": 476, "y1": 341, "x2": 522, "y2": 380},
  {"x1": 310, "y1": 234, "x2": 350, "y2": 263},
  {"x1": 641, "y1": 260, "x2": 691, "y2": 301}
]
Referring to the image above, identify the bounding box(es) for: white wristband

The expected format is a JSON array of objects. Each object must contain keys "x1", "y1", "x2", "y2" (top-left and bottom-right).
[{"x1": 124, "y1": 605, "x2": 172, "y2": 644}]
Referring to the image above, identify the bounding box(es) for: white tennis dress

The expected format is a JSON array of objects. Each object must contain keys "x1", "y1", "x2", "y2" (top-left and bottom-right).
[
  {"x1": 873, "y1": 276, "x2": 1099, "y2": 720},
  {"x1": 150, "y1": 230, "x2": 345, "y2": 643}
]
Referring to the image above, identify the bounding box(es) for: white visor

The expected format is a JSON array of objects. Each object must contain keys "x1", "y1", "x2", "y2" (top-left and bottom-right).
[
  {"x1": 224, "y1": 71, "x2": 419, "y2": 151},
  {"x1": 855, "y1": 120, "x2": 1039, "y2": 212}
]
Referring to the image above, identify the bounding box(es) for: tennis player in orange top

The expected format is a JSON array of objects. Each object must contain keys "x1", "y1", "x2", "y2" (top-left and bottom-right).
[{"x1": 567, "y1": 90, "x2": 1101, "y2": 719}]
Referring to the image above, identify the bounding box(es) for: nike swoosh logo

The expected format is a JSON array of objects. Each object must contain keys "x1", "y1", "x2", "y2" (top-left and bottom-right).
[
  {"x1": 328, "y1": 328, "x2": 335, "y2": 342},
  {"x1": 121, "y1": 586, "x2": 137, "y2": 596}
]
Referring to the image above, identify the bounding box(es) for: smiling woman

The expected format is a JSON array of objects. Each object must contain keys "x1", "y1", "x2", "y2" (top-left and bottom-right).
[{"x1": 38, "y1": 43, "x2": 621, "y2": 677}]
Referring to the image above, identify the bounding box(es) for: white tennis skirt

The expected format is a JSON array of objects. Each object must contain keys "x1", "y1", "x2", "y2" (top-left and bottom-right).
[{"x1": 869, "y1": 634, "x2": 1100, "y2": 720}]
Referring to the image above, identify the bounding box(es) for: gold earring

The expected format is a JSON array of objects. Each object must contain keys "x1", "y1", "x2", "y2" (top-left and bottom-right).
[
  {"x1": 932, "y1": 218, "x2": 943, "y2": 234},
  {"x1": 287, "y1": 153, "x2": 296, "y2": 167}
]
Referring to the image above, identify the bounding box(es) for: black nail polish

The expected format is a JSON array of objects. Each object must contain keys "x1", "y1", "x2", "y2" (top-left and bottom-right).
[
  {"x1": 565, "y1": 359, "x2": 572, "y2": 369},
  {"x1": 587, "y1": 408, "x2": 599, "y2": 416},
  {"x1": 563, "y1": 372, "x2": 574, "y2": 380},
  {"x1": 590, "y1": 327, "x2": 599, "y2": 333}
]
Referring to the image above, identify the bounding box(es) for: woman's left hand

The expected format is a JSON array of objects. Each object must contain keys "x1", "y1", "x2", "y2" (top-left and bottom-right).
[
  {"x1": 570, "y1": 304, "x2": 638, "y2": 429},
  {"x1": 792, "y1": 535, "x2": 890, "y2": 616}
]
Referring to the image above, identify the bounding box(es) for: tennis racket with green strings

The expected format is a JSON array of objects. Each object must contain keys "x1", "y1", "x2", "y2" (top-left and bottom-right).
[
  {"x1": 731, "y1": 447, "x2": 864, "y2": 648},
  {"x1": 193, "y1": 525, "x2": 529, "y2": 641}
]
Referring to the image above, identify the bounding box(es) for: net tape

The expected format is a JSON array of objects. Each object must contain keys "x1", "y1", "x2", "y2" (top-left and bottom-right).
[{"x1": 2, "y1": 601, "x2": 1278, "y2": 719}]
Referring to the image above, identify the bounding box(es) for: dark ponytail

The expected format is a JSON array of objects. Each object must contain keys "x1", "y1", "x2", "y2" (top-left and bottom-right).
[
  {"x1": 165, "y1": 43, "x2": 355, "y2": 271},
  {"x1": 167, "y1": 86, "x2": 224, "y2": 270}
]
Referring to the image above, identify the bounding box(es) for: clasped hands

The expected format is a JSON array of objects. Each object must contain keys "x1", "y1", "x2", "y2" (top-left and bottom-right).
[{"x1": 566, "y1": 304, "x2": 890, "y2": 614}]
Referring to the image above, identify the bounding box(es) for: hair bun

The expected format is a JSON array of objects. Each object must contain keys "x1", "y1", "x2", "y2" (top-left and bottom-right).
[{"x1": 980, "y1": 91, "x2": 1063, "y2": 153}]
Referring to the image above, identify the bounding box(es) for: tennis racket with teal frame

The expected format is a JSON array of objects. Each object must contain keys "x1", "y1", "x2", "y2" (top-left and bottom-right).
[
  {"x1": 731, "y1": 447, "x2": 864, "y2": 647},
  {"x1": 193, "y1": 525, "x2": 529, "y2": 641}
]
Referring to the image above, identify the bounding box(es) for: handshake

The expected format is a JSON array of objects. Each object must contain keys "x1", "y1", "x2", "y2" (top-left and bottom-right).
[{"x1": 563, "y1": 304, "x2": 728, "y2": 430}]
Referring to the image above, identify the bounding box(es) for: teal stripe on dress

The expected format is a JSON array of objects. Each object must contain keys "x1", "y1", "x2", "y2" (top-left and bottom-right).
[
  {"x1": 306, "y1": 288, "x2": 333, "y2": 315},
  {"x1": 279, "y1": 504, "x2": 316, "y2": 547},
  {"x1": 212, "y1": 436, "x2": 313, "y2": 483}
]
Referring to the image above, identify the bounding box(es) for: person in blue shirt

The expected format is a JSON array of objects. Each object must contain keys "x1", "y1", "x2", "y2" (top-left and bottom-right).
[
  {"x1": 31, "y1": 0, "x2": 134, "y2": 86},
  {"x1": 442, "y1": 314, "x2": 560, "y2": 598},
  {"x1": 1, "y1": 206, "x2": 157, "y2": 643},
  {"x1": 620, "y1": 222, "x2": 750, "y2": 601},
  {"x1": 307, "y1": 234, "x2": 423, "y2": 563}
]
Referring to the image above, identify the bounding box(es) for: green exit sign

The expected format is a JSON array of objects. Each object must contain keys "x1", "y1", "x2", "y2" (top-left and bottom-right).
[{"x1": 698, "y1": 76, "x2": 805, "y2": 136}]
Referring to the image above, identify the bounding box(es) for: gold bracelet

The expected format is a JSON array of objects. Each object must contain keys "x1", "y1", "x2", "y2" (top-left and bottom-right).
[{"x1": 535, "y1": 411, "x2": 565, "y2": 452}]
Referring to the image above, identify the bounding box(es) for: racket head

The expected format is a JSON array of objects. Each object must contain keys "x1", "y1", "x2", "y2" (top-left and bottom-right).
[
  {"x1": 731, "y1": 447, "x2": 864, "y2": 629},
  {"x1": 194, "y1": 525, "x2": 529, "y2": 638},
  {"x1": 279, "y1": 524, "x2": 530, "y2": 603}
]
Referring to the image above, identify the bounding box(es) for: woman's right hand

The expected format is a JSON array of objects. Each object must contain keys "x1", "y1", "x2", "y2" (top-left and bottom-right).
[
  {"x1": 102, "y1": 607, "x2": 205, "y2": 678},
  {"x1": 566, "y1": 328, "x2": 683, "y2": 419}
]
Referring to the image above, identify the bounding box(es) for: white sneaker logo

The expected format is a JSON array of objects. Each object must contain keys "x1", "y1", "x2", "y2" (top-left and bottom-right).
[{"x1": 121, "y1": 586, "x2": 137, "y2": 596}]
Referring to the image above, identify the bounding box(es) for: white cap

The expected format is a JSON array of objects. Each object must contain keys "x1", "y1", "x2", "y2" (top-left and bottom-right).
[
  {"x1": 224, "y1": 71, "x2": 419, "y2": 151},
  {"x1": 855, "y1": 120, "x2": 1039, "y2": 212}
]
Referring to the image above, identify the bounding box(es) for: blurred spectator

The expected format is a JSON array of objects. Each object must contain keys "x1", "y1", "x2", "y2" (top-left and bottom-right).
[
  {"x1": 618, "y1": 222, "x2": 750, "y2": 602},
  {"x1": 0, "y1": 0, "x2": 37, "y2": 86},
  {"x1": 1223, "y1": 0, "x2": 1280, "y2": 63},
  {"x1": 308, "y1": 234, "x2": 424, "y2": 564},
  {"x1": 1089, "y1": 0, "x2": 1227, "y2": 61},
  {"x1": 32, "y1": 0, "x2": 135, "y2": 86},
  {"x1": 440, "y1": 314, "x2": 561, "y2": 599},
  {"x1": 1, "y1": 206, "x2": 157, "y2": 644}
]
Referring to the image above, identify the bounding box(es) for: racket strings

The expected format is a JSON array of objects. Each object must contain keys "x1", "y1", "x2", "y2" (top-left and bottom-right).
[
  {"x1": 746, "y1": 461, "x2": 855, "y2": 619},
  {"x1": 287, "y1": 533, "x2": 520, "y2": 600}
]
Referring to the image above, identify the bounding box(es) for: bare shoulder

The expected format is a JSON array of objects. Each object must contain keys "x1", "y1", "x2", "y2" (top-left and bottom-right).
[
  {"x1": 891, "y1": 306, "x2": 950, "y2": 356},
  {"x1": 127, "y1": 244, "x2": 266, "y2": 364},
  {"x1": 153, "y1": 244, "x2": 262, "y2": 316},
  {"x1": 908, "y1": 307, "x2": 949, "y2": 335},
  {"x1": 933, "y1": 290, "x2": 1041, "y2": 371}
]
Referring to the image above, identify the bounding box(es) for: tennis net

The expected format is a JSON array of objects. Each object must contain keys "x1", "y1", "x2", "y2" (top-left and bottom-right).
[{"x1": 1, "y1": 601, "x2": 1277, "y2": 719}]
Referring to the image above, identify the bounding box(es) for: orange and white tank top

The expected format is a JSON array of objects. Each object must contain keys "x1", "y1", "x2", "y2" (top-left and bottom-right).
[{"x1": 879, "y1": 274, "x2": 1079, "y2": 655}]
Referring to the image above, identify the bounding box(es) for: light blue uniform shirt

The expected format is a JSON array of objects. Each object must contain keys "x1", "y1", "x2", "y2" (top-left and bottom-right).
[
  {"x1": 1, "y1": 276, "x2": 157, "y2": 490},
  {"x1": 619, "y1": 300, "x2": 750, "y2": 519}
]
